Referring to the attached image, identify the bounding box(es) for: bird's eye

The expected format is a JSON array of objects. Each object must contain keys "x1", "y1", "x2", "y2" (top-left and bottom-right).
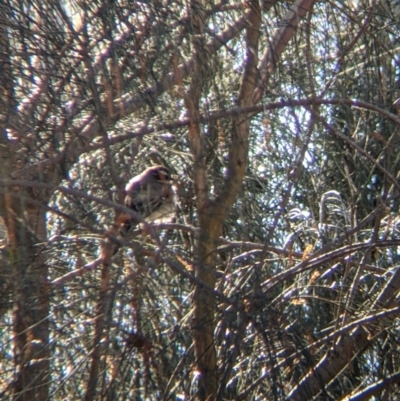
[
  {"x1": 152, "y1": 171, "x2": 161, "y2": 180},
  {"x1": 154, "y1": 168, "x2": 170, "y2": 181}
]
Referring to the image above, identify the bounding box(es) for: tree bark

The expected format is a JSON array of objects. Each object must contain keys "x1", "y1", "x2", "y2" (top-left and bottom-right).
[
  {"x1": 10, "y1": 206, "x2": 49, "y2": 401},
  {"x1": 0, "y1": 13, "x2": 49, "y2": 401},
  {"x1": 287, "y1": 266, "x2": 400, "y2": 400},
  {"x1": 191, "y1": 1, "x2": 261, "y2": 399}
]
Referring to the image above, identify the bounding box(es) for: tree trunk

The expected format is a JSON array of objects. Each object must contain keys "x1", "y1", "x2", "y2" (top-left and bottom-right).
[
  {"x1": 191, "y1": 1, "x2": 261, "y2": 399},
  {"x1": 9, "y1": 204, "x2": 49, "y2": 401},
  {"x1": 0, "y1": 13, "x2": 50, "y2": 400}
]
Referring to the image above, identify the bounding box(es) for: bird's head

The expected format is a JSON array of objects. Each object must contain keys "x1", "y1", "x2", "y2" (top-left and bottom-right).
[{"x1": 150, "y1": 165, "x2": 171, "y2": 184}]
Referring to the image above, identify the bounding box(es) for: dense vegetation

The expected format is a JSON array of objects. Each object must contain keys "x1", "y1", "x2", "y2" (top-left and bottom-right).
[{"x1": 2, "y1": 0, "x2": 400, "y2": 399}]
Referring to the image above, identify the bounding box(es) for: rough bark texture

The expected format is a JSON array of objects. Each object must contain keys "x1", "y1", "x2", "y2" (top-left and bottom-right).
[
  {"x1": 84, "y1": 260, "x2": 111, "y2": 401},
  {"x1": 10, "y1": 207, "x2": 49, "y2": 401},
  {"x1": 287, "y1": 262, "x2": 400, "y2": 400},
  {"x1": 191, "y1": 1, "x2": 261, "y2": 399},
  {"x1": 0, "y1": 0, "x2": 324, "y2": 398},
  {"x1": 0, "y1": 12, "x2": 49, "y2": 401},
  {"x1": 186, "y1": 1, "x2": 218, "y2": 398}
]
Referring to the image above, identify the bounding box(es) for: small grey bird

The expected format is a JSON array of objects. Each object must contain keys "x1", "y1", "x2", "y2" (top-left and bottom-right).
[{"x1": 124, "y1": 165, "x2": 173, "y2": 228}]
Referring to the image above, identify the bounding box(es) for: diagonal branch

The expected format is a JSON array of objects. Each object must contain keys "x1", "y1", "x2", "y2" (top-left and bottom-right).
[
  {"x1": 212, "y1": 0, "x2": 261, "y2": 226},
  {"x1": 253, "y1": 0, "x2": 317, "y2": 104},
  {"x1": 287, "y1": 263, "x2": 400, "y2": 400},
  {"x1": 14, "y1": 97, "x2": 400, "y2": 180},
  {"x1": 80, "y1": 11, "x2": 252, "y2": 141}
]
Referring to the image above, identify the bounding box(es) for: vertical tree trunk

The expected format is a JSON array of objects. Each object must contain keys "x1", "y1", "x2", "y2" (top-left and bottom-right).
[
  {"x1": 10, "y1": 206, "x2": 50, "y2": 401},
  {"x1": 190, "y1": 2, "x2": 261, "y2": 399},
  {"x1": 0, "y1": 14, "x2": 50, "y2": 401},
  {"x1": 184, "y1": 1, "x2": 219, "y2": 398}
]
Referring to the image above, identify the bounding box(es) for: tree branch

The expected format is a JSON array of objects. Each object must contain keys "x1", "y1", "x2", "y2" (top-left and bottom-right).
[{"x1": 253, "y1": 0, "x2": 318, "y2": 103}]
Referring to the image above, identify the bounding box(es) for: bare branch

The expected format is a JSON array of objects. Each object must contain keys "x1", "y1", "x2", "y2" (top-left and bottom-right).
[{"x1": 253, "y1": 0, "x2": 318, "y2": 103}]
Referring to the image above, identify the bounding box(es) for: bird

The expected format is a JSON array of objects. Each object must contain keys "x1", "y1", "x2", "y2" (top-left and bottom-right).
[
  {"x1": 102, "y1": 165, "x2": 173, "y2": 259},
  {"x1": 124, "y1": 165, "x2": 173, "y2": 230}
]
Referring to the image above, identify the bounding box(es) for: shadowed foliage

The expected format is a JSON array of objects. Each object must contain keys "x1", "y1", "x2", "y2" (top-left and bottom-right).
[{"x1": 2, "y1": 0, "x2": 400, "y2": 400}]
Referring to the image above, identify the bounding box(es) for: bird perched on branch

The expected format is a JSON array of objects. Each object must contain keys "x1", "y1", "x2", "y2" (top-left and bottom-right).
[
  {"x1": 124, "y1": 165, "x2": 174, "y2": 230},
  {"x1": 102, "y1": 165, "x2": 174, "y2": 260}
]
